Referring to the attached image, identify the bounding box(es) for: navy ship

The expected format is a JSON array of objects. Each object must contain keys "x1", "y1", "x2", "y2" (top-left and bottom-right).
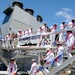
[{"x1": 0, "y1": 0, "x2": 75, "y2": 75}]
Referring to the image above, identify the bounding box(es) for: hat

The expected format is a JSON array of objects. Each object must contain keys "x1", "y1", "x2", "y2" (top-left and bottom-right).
[
  {"x1": 57, "y1": 43, "x2": 62, "y2": 46},
  {"x1": 18, "y1": 29, "x2": 21, "y2": 31},
  {"x1": 11, "y1": 58, "x2": 15, "y2": 61},
  {"x1": 53, "y1": 23, "x2": 57, "y2": 26},
  {"x1": 66, "y1": 29, "x2": 72, "y2": 33},
  {"x1": 72, "y1": 18, "x2": 75, "y2": 20},
  {"x1": 46, "y1": 48, "x2": 50, "y2": 50},
  {"x1": 44, "y1": 22, "x2": 47, "y2": 24},
  {"x1": 32, "y1": 59, "x2": 36, "y2": 62},
  {"x1": 46, "y1": 48, "x2": 51, "y2": 52}
]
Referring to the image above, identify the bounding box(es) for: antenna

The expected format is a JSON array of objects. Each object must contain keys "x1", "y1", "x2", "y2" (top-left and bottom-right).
[{"x1": 5, "y1": 0, "x2": 11, "y2": 9}]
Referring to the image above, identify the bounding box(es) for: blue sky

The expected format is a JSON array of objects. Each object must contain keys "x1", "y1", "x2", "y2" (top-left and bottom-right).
[{"x1": 0, "y1": 0, "x2": 75, "y2": 28}]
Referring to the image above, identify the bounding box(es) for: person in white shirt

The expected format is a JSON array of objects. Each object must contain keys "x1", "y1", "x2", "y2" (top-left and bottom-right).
[
  {"x1": 2, "y1": 38, "x2": 6, "y2": 48},
  {"x1": 68, "y1": 19, "x2": 75, "y2": 35},
  {"x1": 68, "y1": 18, "x2": 75, "y2": 29},
  {"x1": 56, "y1": 43, "x2": 64, "y2": 66},
  {"x1": 6, "y1": 33, "x2": 12, "y2": 48},
  {"x1": 43, "y1": 48, "x2": 54, "y2": 73},
  {"x1": 65, "y1": 29, "x2": 74, "y2": 58},
  {"x1": 42, "y1": 22, "x2": 48, "y2": 34},
  {"x1": 17, "y1": 29, "x2": 22, "y2": 37},
  {"x1": 59, "y1": 22, "x2": 66, "y2": 43},
  {"x1": 49, "y1": 26, "x2": 53, "y2": 43},
  {"x1": 30, "y1": 59, "x2": 39, "y2": 75},
  {"x1": 37, "y1": 27, "x2": 42, "y2": 35},
  {"x1": 29, "y1": 28, "x2": 33, "y2": 36},
  {"x1": 7, "y1": 58, "x2": 17, "y2": 75},
  {"x1": 50, "y1": 24, "x2": 57, "y2": 45},
  {"x1": 25, "y1": 29, "x2": 29, "y2": 37}
]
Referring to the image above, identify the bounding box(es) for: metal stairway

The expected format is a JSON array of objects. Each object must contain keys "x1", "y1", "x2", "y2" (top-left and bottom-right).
[{"x1": 47, "y1": 55, "x2": 75, "y2": 75}]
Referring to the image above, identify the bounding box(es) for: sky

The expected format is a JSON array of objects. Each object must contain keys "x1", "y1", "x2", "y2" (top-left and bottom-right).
[{"x1": 0, "y1": 0, "x2": 75, "y2": 28}]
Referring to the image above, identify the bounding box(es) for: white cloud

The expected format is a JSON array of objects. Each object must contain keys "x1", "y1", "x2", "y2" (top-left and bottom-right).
[
  {"x1": 63, "y1": 8, "x2": 72, "y2": 11},
  {"x1": 56, "y1": 8, "x2": 74, "y2": 22}
]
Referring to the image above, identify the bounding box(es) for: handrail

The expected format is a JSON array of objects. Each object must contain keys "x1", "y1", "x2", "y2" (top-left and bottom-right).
[{"x1": 47, "y1": 55, "x2": 75, "y2": 75}]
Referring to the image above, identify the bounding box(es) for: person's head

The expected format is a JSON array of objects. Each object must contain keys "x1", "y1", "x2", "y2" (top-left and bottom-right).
[
  {"x1": 30, "y1": 28, "x2": 32, "y2": 30},
  {"x1": 12, "y1": 32, "x2": 15, "y2": 35},
  {"x1": 39, "y1": 27, "x2": 42, "y2": 29},
  {"x1": 18, "y1": 29, "x2": 21, "y2": 33},
  {"x1": 72, "y1": 18, "x2": 75, "y2": 23},
  {"x1": 57, "y1": 43, "x2": 62, "y2": 46},
  {"x1": 44, "y1": 22, "x2": 47, "y2": 26},
  {"x1": 62, "y1": 22, "x2": 65, "y2": 25},
  {"x1": 53, "y1": 24, "x2": 57, "y2": 29},
  {"x1": 10, "y1": 58, "x2": 15, "y2": 64},
  {"x1": 8, "y1": 33, "x2": 10, "y2": 35},
  {"x1": 46, "y1": 48, "x2": 51, "y2": 53},
  {"x1": 32, "y1": 59, "x2": 36, "y2": 63},
  {"x1": 53, "y1": 23, "x2": 57, "y2": 26},
  {"x1": 39, "y1": 27, "x2": 42, "y2": 31},
  {"x1": 66, "y1": 29, "x2": 72, "y2": 34},
  {"x1": 62, "y1": 21, "x2": 66, "y2": 28}
]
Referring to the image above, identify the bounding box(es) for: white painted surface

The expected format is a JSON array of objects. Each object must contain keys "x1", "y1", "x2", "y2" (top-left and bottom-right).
[{"x1": 0, "y1": 71, "x2": 8, "y2": 75}]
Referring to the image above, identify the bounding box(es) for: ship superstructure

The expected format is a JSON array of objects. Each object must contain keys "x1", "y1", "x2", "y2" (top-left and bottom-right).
[{"x1": 1, "y1": 1, "x2": 43, "y2": 37}]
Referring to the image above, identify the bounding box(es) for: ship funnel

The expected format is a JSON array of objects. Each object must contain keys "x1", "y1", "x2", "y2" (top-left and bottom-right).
[
  {"x1": 25, "y1": 8, "x2": 34, "y2": 15},
  {"x1": 37, "y1": 15, "x2": 43, "y2": 22},
  {"x1": 12, "y1": 1, "x2": 23, "y2": 9}
]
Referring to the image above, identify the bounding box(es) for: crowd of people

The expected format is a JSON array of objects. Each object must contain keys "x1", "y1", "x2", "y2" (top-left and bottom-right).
[
  {"x1": 38, "y1": 18, "x2": 75, "y2": 47},
  {"x1": 5, "y1": 18, "x2": 75, "y2": 75},
  {"x1": 0, "y1": 18, "x2": 75, "y2": 49},
  {"x1": 7, "y1": 28, "x2": 75, "y2": 75},
  {"x1": 29, "y1": 29, "x2": 75, "y2": 74},
  {"x1": 28, "y1": 18, "x2": 75, "y2": 75},
  {"x1": 1, "y1": 33, "x2": 18, "y2": 48}
]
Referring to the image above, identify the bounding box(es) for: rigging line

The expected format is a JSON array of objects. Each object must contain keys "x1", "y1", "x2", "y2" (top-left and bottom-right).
[
  {"x1": 1, "y1": 0, "x2": 10, "y2": 12},
  {"x1": 10, "y1": 0, "x2": 14, "y2": 7}
]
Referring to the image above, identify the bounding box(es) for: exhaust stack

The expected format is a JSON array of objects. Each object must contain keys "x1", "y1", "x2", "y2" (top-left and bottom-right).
[
  {"x1": 12, "y1": 1, "x2": 23, "y2": 9},
  {"x1": 25, "y1": 8, "x2": 34, "y2": 15},
  {"x1": 37, "y1": 15, "x2": 43, "y2": 22}
]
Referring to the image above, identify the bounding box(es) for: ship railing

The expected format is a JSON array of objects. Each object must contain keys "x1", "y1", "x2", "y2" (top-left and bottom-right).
[
  {"x1": 17, "y1": 28, "x2": 75, "y2": 47},
  {"x1": 0, "y1": 27, "x2": 75, "y2": 50},
  {"x1": 41, "y1": 28, "x2": 75, "y2": 75},
  {"x1": 33, "y1": 31, "x2": 75, "y2": 75},
  {"x1": 0, "y1": 38, "x2": 18, "y2": 49}
]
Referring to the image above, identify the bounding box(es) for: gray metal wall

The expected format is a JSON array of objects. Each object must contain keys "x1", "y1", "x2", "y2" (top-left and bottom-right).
[{"x1": 1, "y1": 6, "x2": 43, "y2": 37}]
